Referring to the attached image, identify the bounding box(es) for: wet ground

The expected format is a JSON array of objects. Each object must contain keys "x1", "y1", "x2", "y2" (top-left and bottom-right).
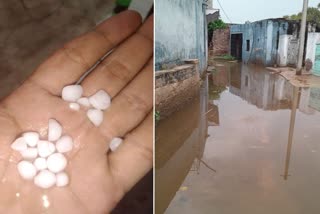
[{"x1": 155, "y1": 61, "x2": 320, "y2": 214}]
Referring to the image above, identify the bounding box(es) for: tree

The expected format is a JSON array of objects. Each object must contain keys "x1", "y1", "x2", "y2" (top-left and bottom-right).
[
  {"x1": 208, "y1": 19, "x2": 227, "y2": 45},
  {"x1": 284, "y1": 6, "x2": 320, "y2": 27}
]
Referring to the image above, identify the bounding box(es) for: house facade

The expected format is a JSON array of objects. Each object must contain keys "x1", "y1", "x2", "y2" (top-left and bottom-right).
[
  {"x1": 230, "y1": 19, "x2": 304, "y2": 67},
  {"x1": 230, "y1": 18, "x2": 320, "y2": 70},
  {"x1": 155, "y1": 0, "x2": 209, "y2": 118},
  {"x1": 155, "y1": 0, "x2": 208, "y2": 73}
]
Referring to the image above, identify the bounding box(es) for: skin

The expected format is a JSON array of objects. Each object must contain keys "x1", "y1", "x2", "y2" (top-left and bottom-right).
[{"x1": 0, "y1": 11, "x2": 153, "y2": 214}]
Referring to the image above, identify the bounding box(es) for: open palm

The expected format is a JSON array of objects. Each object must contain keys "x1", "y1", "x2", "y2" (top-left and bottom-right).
[{"x1": 0, "y1": 11, "x2": 153, "y2": 214}]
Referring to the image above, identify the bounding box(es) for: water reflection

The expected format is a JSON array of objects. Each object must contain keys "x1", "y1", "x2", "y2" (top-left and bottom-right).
[
  {"x1": 155, "y1": 76, "x2": 210, "y2": 214},
  {"x1": 156, "y1": 62, "x2": 320, "y2": 214},
  {"x1": 283, "y1": 87, "x2": 299, "y2": 180}
]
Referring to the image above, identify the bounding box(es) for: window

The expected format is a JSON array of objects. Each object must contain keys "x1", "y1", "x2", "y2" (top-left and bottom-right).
[
  {"x1": 245, "y1": 76, "x2": 249, "y2": 87},
  {"x1": 246, "y1": 40, "x2": 250, "y2": 51}
]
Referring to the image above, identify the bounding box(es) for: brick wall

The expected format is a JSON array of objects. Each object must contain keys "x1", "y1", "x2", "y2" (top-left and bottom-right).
[
  {"x1": 155, "y1": 63, "x2": 200, "y2": 119},
  {"x1": 211, "y1": 27, "x2": 230, "y2": 56}
]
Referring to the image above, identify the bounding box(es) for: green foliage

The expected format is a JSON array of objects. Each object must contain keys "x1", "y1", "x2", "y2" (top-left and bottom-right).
[
  {"x1": 284, "y1": 7, "x2": 320, "y2": 27},
  {"x1": 155, "y1": 111, "x2": 160, "y2": 122},
  {"x1": 116, "y1": 0, "x2": 132, "y2": 6},
  {"x1": 208, "y1": 83, "x2": 226, "y2": 100},
  {"x1": 212, "y1": 54, "x2": 236, "y2": 61},
  {"x1": 208, "y1": 19, "x2": 228, "y2": 32},
  {"x1": 208, "y1": 19, "x2": 228, "y2": 45}
]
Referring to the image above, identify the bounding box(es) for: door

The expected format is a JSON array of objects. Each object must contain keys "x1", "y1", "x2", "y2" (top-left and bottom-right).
[{"x1": 231, "y1": 33, "x2": 243, "y2": 60}]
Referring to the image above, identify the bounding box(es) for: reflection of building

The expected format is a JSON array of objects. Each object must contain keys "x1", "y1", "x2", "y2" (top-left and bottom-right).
[
  {"x1": 155, "y1": 78, "x2": 209, "y2": 214},
  {"x1": 237, "y1": 65, "x2": 293, "y2": 110},
  {"x1": 207, "y1": 103, "x2": 219, "y2": 126},
  {"x1": 309, "y1": 88, "x2": 320, "y2": 112},
  {"x1": 211, "y1": 65, "x2": 230, "y2": 87},
  {"x1": 211, "y1": 63, "x2": 320, "y2": 114},
  {"x1": 299, "y1": 88, "x2": 316, "y2": 114}
]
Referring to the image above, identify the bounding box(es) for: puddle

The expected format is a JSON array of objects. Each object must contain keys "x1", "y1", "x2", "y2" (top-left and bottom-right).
[{"x1": 155, "y1": 62, "x2": 320, "y2": 214}]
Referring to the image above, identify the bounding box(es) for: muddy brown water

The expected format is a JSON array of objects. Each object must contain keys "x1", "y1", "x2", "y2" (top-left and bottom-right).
[{"x1": 155, "y1": 62, "x2": 320, "y2": 214}]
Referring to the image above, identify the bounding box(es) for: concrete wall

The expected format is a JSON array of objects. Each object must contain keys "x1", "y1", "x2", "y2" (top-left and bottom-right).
[
  {"x1": 278, "y1": 35, "x2": 290, "y2": 66},
  {"x1": 155, "y1": 0, "x2": 208, "y2": 73},
  {"x1": 230, "y1": 19, "x2": 293, "y2": 66},
  {"x1": 305, "y1": 33, "x2": 320, "y2": 67},
  {"x1": 287, "y1": 37, "x2": 299, "y2": 66}
]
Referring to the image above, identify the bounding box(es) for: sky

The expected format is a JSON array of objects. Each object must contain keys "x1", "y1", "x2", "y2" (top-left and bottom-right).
[{"x1": 211, "y1": 0, "x2": 320, "y2": 24}]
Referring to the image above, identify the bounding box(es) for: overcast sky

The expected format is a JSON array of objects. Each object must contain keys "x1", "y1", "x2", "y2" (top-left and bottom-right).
[{"x1": 212, "y1": 0, "x2": 320, "y2": 24}]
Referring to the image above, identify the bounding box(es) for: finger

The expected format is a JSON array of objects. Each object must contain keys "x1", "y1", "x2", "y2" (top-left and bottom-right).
[
  {"x1": 30, "y1": 10, "x2": 142, "y2": 95},
  {"x1": 98, "y1": 59, "x2": 153, "y2": 138},
  {"x1": 109, "y1": 112, "x2": 153, "y2": 193},
  {"x1": 81, "y1": 15, "x2": 153, "y2": 98}
]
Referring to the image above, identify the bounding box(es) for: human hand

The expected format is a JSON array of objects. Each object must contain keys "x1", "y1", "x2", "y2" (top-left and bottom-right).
[{"x1": 0, "y1": 10, "x2": 153, "y2": 214}]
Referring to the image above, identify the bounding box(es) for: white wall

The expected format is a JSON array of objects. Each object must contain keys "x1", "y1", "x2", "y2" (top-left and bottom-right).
[
  {"x1": 277, "y1": 35, "x2": 290, "y2": 66},
  {"x1": 305, "y1": 32, "x2": 320, "y2": 66},
  {"x1": 155, "y1": 0, "x2": 207, "y2": 72}
]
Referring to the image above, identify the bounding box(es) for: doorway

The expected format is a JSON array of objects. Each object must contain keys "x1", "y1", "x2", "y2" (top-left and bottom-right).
[{"x1": 231, "y1": 33, "x2": 243, "y2": 60}]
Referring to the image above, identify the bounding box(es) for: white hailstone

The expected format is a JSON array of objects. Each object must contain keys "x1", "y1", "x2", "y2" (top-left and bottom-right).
[
  {"x1": 38, "y1": 141, "x2": 55, "y2": 158},
  {"x1": 86, "y1": 109, "x2": 103, "y2": 127},
  {"x1": 56, "y1": 172, "x2": 69, "y2": 187},
  {"x1": 47, "y1": 153, "x2": 67, "y2": 173},
  {"x1": 49, "y1": 142, "x2": 56, "y2": 153},
  {"x1": 34, "y1": 170, "x2": 56, "y2": 189},
  {"x1": 109, "y1": 137, "x2": 123, "y2": 152},
  {"x1": 11, "y1": 137, "x2": 28, "y2": 151},
  {"x1": 61, "y1": 85, "x2": 83, "y2": 102},
  {"x1": 69, "y1": 102, "x2": 80, "y2": 111},
  {"x1": 77, "y1": 97, "x2": 91, "y2": 107},
  {"x1": 48, "y1": 119, "x2": 62, "y2": 141},
  {"x1": 33, "y1": 157, "x2": 47, "y2": 170},
  {"x1": 17, "y1": 161, "x2": 37, "y2": 180},
  {"x1": 55, "y1": 135, "x2": 73, "y2": 153},
  {"x1": 88, "y1": 90, "x2": 111, "y2": 110},
  {"x1": 22, "y1": 132, "x2": 39, "y2": 147},
  {"x1": 20, "y1": 148, "x2": 38, "y2": 159}
]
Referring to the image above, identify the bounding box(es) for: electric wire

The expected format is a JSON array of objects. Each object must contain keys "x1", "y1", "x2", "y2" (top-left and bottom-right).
[{"x1": 216, "y1": 0, "x2": 232, "y2": 23}]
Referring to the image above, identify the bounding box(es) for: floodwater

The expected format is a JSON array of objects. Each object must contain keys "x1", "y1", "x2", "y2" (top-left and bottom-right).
[{"x1": 155, "y1": 62, "x2": 320, "y2": 214}]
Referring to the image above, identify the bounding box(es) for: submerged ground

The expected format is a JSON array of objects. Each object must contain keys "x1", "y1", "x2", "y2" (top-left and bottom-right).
[{"x1": 156, "y1": 61, "x2": 320, "y2": 214}]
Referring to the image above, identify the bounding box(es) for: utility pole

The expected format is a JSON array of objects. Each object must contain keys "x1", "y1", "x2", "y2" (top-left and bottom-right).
[{"x1": 296, "y1": 0, "x2": 309, "y2": 75}]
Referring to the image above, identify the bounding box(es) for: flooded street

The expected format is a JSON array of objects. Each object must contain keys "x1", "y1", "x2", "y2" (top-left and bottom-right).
[{"x1": 155, "y1": 61, "x2": 320, "y2": 214}]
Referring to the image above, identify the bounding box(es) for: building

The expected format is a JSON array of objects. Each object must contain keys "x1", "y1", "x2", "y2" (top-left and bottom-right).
[
  {"x1": 206, "y1": 9, "x2": 220, "y2": 24},
  {"x1": 305, "y1": 27, "x2": 320, "y2": 74},
  {"x1": 155, "y1": 0, "x2": 209, "y2": 118},
  {"x1": 230, "y1": 18, "x2": 320, "y2": 68},
  {"x1": 230, "y1": 19, "x2": 303, "y2": 66},
  {"x1": 155, "y1": 0, "x2": 208, "y2": 72}
]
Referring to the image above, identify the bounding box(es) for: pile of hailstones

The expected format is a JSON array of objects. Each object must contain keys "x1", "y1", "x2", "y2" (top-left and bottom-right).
[
  {"x1": 11, "y1": 119, "x2": 72, "y2": 189},
  {"x1": 10, "y1": 85, "x2": 123, "y2": 189}
]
